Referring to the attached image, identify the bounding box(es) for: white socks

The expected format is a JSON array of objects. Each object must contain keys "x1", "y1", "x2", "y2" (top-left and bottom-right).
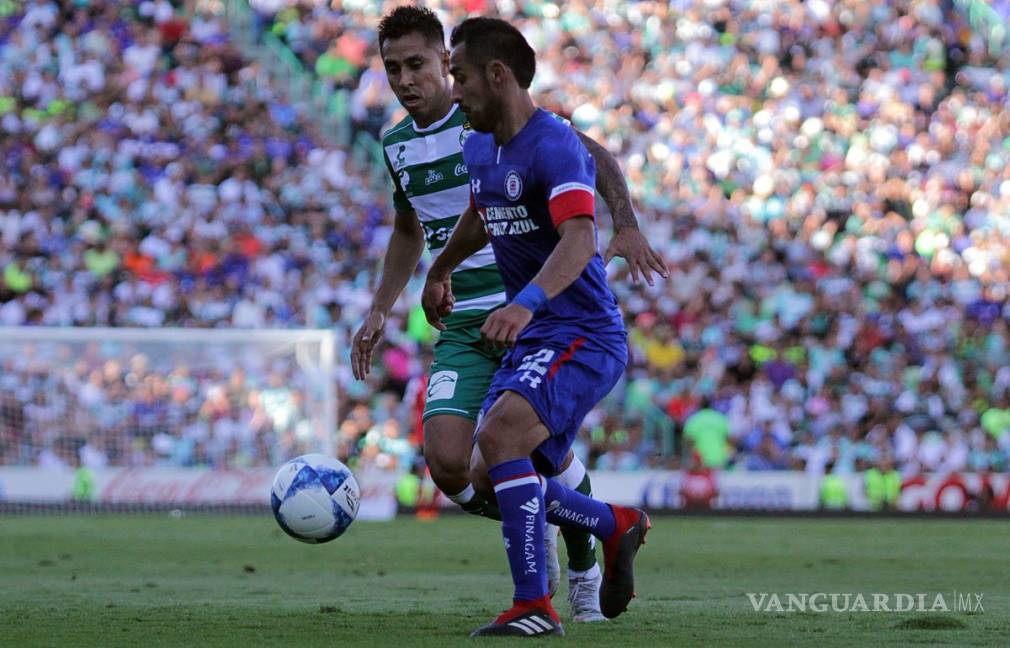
[
  {"x1": 447, "y1": 483, "x2": 477, "y2": 505},
  {"x1": 556, "y1": 455, "x2": 587, "y2": 490}
]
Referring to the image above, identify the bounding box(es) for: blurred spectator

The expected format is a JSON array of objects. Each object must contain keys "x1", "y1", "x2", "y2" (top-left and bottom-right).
[
  {"x1": 679, "y1": 452, "x2": 718, "y2": 510},
  {"x1": 683, "y1": 400, "x2": 731, "y2": 468},
  {"x1": 864, "y1": 456, "x2": 902, "y2": 510},
  {"x1": 596, "y1": 420, "x2": 649, "y2": 471},
  {"x1": 819, "y1": 461, "x2": 850, "y2": 510}
]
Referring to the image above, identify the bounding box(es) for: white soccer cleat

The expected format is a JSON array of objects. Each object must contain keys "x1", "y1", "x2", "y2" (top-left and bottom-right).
[
  {"x1": 568, "y1": 564, "x2": 607, "y2": 622},
  {"x1": 545, "y1": 523, "x2": 561, "y2": 598}
]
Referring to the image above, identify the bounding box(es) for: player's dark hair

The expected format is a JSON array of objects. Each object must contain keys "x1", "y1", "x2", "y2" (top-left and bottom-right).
[
  {"x1": 378, "y1": 5, "x2": 445, "y2": 51},
  {"x1": 449, "y1": 17, "x2": 535, "y2": 89}
]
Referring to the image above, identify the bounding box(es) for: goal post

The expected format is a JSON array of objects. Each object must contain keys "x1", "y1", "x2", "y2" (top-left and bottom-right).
[{"x1": 0, "y1": 327, "x2": 338, "y2": 471}]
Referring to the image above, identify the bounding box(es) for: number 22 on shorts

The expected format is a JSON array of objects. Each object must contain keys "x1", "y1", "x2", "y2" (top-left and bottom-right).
[{"x1": 517, "y1": 349, "x2": 555, "y2": 389}]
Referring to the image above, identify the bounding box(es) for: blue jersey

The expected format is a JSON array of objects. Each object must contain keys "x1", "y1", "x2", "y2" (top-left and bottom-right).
[{"x1": 463, "y1": 108, "x2": 626, "y2": 354}]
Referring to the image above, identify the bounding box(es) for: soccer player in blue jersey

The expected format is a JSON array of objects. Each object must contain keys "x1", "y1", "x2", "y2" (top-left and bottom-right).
[{"x1": 422, "y1": 17, "x2": 650, "y2": 638}]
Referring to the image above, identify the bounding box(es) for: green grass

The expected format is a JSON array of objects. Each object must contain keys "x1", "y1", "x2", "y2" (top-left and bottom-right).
[{"x1": 0, "y1": 515, "x2": 1006, "y2": 646}]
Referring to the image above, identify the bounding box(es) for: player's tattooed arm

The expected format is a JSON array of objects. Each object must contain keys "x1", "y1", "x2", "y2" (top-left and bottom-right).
[
  {"x1": 422, "y1": 205, "x2": 488, "y2": 330},
  {"x1": 573, "y1": 131, "x2": 637, "y2": 230},
  {"x1": 573, "y1": 130, "x2": 669, "y2": 286},
  {"x1": 351, "y1": 208, "x2": 425, "y2": 380}
]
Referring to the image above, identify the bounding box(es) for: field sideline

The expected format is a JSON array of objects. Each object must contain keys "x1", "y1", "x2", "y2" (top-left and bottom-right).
[{"x1": 1, "y1": 514, "x2": 1006, "y2": 646}]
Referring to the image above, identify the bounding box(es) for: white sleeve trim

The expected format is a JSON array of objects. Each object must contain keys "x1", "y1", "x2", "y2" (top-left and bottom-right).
[{"x1": 549, "y1": 182, "x2": 594, "y2": 201}]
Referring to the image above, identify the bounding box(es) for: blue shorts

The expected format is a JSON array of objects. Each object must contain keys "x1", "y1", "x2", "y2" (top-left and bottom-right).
[{"x1": 478, "y1": 332, "x2": 627, "y2": 475}]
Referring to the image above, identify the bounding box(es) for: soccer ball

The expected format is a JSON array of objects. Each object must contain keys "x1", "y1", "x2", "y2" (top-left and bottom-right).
[{"x1": 271, "y1": 454, "x2": 360, "y2": 543}]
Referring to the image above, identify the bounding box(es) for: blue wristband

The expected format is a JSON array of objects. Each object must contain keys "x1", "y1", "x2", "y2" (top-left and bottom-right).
[{"x1": 513, "y1": 283, "x2": 548, "y2": 313}]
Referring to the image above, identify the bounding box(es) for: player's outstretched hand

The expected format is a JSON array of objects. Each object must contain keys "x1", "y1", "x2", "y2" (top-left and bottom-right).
[
  {"x1": 422, "y1": 276, "x2": 455, "y2": 331},
  {"x1": 604, "y1": 228, "x2": 669, "y2": 286},
  {"x1": 481, "y1": 303, "x2": 533, "y2": 349},
  {"x1": 351, "y1": 310, "x2": 386, "y2": 380}
]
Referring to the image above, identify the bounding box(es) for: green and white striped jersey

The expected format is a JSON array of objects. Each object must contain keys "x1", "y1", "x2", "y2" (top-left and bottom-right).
[{"x1": 382, "y1": 104, "x2": 505, "y2": 331}]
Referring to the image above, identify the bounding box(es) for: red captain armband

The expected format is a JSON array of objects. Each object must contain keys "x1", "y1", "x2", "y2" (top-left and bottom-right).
[{"x1": 548, "y1": 182, "x2": 595, "y2": 228}]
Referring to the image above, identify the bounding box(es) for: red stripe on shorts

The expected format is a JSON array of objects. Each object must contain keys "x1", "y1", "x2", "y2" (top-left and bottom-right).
[{"x1": 547, "y1": 337, "x2": 587, "y2": 379}]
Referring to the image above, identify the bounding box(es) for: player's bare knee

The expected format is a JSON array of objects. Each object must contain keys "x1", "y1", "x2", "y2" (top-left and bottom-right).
[
  {"x1": 477, "y1": 413, "x2": 547, "y2": 466},
  {"x1": 475, "y1": 402, "x2": 522, "y2": 451},
  {"x1": 475, "y1": 424, "x2": 511, "y2": 464},
  {"x1": 426, "y1": 452, "x2": 469, "y2": 493},
  {"x1": 422, "y1": 415, "x2": 475, "y2": 493}
]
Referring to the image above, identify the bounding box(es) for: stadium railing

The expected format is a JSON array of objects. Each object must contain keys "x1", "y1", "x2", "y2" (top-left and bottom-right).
[
  {"x1": 222, "y1": 0, "x2": 387, "y2": 192},
  {"x1": 223, "y1": 0, "x2": 349, "y2": 144}
]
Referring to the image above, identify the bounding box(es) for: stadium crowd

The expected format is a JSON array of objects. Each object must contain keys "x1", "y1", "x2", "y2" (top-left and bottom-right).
[{"x1": 1, "y1": 0, "x2": 1009, "y2": 478}]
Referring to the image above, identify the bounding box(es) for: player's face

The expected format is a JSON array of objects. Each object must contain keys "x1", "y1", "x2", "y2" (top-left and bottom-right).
[
  {"x1": 449, "y1": 43, "x2": 497, "y2": 133},
  {"x1": 381, "y1": 32, "x2": 450, "y2": 122}
]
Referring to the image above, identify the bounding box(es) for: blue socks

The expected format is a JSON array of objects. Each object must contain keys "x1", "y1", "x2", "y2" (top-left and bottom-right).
[
  {"x1": 489, "y1": 457, "x2": 620, "y2": 604},
  {"x1": 542, "y1": 475, "x2": 616, "y2": 540},
  {"x1": 489, "y1": 458, "x2": 548, "y2": 602}
]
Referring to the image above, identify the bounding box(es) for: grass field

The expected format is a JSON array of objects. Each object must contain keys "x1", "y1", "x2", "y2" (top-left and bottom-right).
[{"x1": 0, "y1": 514, "x2": 1007, "y2": 647}]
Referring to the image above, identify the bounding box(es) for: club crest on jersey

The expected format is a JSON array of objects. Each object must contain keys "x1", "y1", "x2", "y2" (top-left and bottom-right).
[
  {"x1": 504, "y1": 171, "x2": 523, "y2": 200},
  {"x1": 459, "y1": 122, "x2": 473, "y2": 146},
  {"x1": 398, "y1": 169, "x2": 410, "y2": 192},
  {"x1": 394, "y1": 144, "x2": 406, "y2": 169}
]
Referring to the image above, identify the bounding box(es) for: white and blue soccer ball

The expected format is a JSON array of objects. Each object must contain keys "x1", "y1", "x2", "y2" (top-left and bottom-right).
[{"x1": 271, "y1": 454, "x2": 360, "y2": 543}]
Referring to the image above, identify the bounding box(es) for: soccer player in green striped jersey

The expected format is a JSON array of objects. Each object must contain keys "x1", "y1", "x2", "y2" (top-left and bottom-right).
[{"x1": 350, "y1": 6, "x2": 667, "y2": 622}]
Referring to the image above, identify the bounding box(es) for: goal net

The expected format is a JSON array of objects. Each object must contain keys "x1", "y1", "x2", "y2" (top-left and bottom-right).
[{"x1": 0, "y1": 327, "x2": 337, "y2": 507}]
